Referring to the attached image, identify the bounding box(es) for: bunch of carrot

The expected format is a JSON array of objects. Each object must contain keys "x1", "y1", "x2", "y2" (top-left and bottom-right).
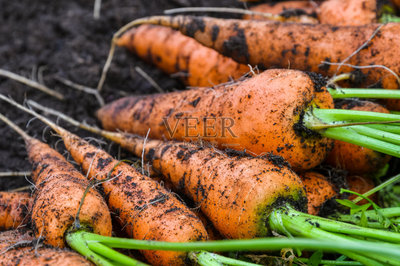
[
  {"x1": 3, "y1": 95, "x2": 400, "y2": 265},
  {"x1": 4, "y1": 1, "x2": 400, "y2": 265}
]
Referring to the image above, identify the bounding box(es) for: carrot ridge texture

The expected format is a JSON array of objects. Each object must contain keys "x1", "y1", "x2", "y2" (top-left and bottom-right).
[{"x1": 97, "y1": 69, "x2": 334, "y2": 171}]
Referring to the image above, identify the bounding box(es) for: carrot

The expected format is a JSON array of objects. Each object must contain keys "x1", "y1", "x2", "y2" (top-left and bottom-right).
[
  {"x1": 0, "y1": 98, "x2": 209, "y2": 265},
  {"x1": 299, "y1": 172, "x2": 338, "y2": 216},
  {"x1": 0, "y1": 192, "x2": 32, "y2": 231},
  {"x1": 0, "y1": 229, "x2": 91, "y2": 265},
  {"x1": 125, "y1": 15, "x2": 400, "y2": 108},
  {"x1": 244, "y1": 1, "x2": 319, "y2": 23},
  {"x1": 97, "y1": 68, "x2": 400, "y2": 171},
  {"x1": 347, "y1": 175, "x2": 377, "y2": 205},
  {"x1": 325, "y1": 100, "x2": 391, "y2": 175},
  {"x1": 98, "y1": 69, "x2": 334, "y2": 171},
  {"x1": 318, "y1": 0, "x2": 379, "y2": 25},
  {"x1": 116, "y1": 25, "x2": 250, "y2": 87},
  {"x1": 248, "y1": 0, "x2": 384, "y2": 25},
  {"x1": 0, "y1": 114, "x2": 112, "y2": 249}
]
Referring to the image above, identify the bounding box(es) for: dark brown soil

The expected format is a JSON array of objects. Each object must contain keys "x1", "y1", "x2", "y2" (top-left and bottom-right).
[{"x1": 0, "y1": 0, "x2": 247, "y2": 190}]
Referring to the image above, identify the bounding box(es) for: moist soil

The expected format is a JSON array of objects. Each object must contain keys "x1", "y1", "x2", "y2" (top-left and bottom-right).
[{"x1": 0, "y1": 0, "x2": 248, "y2": 190}]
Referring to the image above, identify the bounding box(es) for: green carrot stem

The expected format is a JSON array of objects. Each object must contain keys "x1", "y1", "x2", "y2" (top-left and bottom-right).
[
  {"x1": 295, "y1": 257, "x2": 361, "y2": 265},
  {"x1": 350, "y1": 125, "x2": 400, "y2": 145},
  {"x1": 310, "y1": 109, "x2": 400, "y2": 124},
  {"x1": 75, "y1": 231, "x2": 400, "y2": 260},
  {"x1": 280, "y1": 207, "x2": 400, "y2": 243},
  {"x1": 328, "y1": 88, "x2": 400, "y2": 99},
  {"x1": 320, "y1": 127, "x2": 400, "y2": 157},
  {"x1": 333, "y1": 207, "x2": 400, "y2": 220},
  {"x1": 353, "y1": 174, "x2": 400, "y2": 204},
  {"x1": 65, "y1": 230, "x2": 115, "y2": 266},
  {"x1": 380, "y1": 13, "x2": 400, "y2": 23},
  {"x1": 189, "y1": 251, "x2": 260, "y2": 266},
  {"x1": 269, "y1": 210, "x2": 385, "y2": 265},
  {"x1": 87, "y1": 241, "x2": 148, "y2": 266},
  {"x1": 364, "y1": 124, "x2": 400, "y2": 134}
]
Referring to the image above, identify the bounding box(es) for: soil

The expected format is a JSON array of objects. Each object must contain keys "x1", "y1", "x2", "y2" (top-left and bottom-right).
[{"x1": 0, "y1": 0, "x2": 249, "y2": 190}]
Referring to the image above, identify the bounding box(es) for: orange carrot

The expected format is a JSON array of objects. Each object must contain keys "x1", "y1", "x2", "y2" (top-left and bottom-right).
[
  {"x1": 97, "y1": 69, "x2": 334, "y2": 171},
  {"x1": 0, "y1": 192, "x2": 32, "y2": 231},
  {"x1": 0, "y1": 229, "x2": 91, "y2": 265},
  {"x1": 244, "y1": 1, "x2": 318, "y2": 23},
  {"x1": 126, "y1": 15, "x2": 400, "y2": 108},
  {"x1": 116, "y1": 25, "x2": 250, "y2": 87},
  {"x1": 325, "y1": 100, "x2": 391, "y2": 175},
  {"x1": 0, "y1": 114, "x2": 112, "y2": 248},
  {"x1": 1, "y1": 99, "x2": 209, "y2": 265},
  {"x1": 347, "y1": 175, "x2": 377, "y2": 205},
  {"x1": 300, "y1": 171, "x2": 338, "y2": 215},
  {"x1": 318, "y1": 0, "x2": 378, "y2": 25},
  {"x1": 248, "y1": 0, "x2": 379, "y2": 25}
]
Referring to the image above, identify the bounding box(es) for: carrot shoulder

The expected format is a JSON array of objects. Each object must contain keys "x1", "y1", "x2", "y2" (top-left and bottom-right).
[
  {"x1": 0, "y1": 192, "x2": 32, "y2": 231},
  {"x1": 97, "y1": 69, "x2": 334, "y2": 171},
  {"x1": 116, "y1": 25, "x2": 249, "y2": 87}
]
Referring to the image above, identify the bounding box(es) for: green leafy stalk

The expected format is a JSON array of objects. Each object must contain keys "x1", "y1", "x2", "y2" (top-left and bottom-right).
[
  {"x1": 295, "y1": 257, "x2": 362, "y2": 265},
  {"x1": 303, "y1": 108, "x2": 400, "y2": 157},
  {"x1": 189, "y1": 251, "x2": 260, "y2": 266},
  {"x1": 321, "y1": 127, "x2": 400, "y2": 157},
  {"x1": 65, "y1": 230, "x2": 115, "y2": 266},
  {"x1": 71, "y1": 230, "x2": 400, "y2": 258},
  {"x1": 86, "y1": 241, "x2": 148, "y2": 265},
  {"x1": 328, "y1": 88, "x2": 400, "y2": 99},
  {"x1": 352, "y1": 173, "x2": 400, "y2": 204}
]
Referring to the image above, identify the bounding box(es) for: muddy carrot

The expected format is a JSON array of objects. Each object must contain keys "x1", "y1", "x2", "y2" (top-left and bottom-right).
[
  {"x1": 116, "y1": 25, "x2": 250, "y2": 87},
  {"x1": 244, "y1": 1, "x2": 318, "y2": 23},
  {"x1": 97, "y1": 69, "x2": 400, "y2": 171},
  {"x1": 0, "y1": 192, "x2": 32, "y2": 231},
  {"x1": 0, "y1": 113, "x2": 112, "y2": 249},
  {"x1": 247, "y1": 0, "x2": 392, "y2": 26},
  {"x1": 300, "y1": 172, "x2": 338, "y2": 216}
]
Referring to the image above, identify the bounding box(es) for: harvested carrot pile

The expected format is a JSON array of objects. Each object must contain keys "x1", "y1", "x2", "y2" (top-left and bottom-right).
[{"x1": 1, "y1": 0, "x2": 400, "y2": 265}]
